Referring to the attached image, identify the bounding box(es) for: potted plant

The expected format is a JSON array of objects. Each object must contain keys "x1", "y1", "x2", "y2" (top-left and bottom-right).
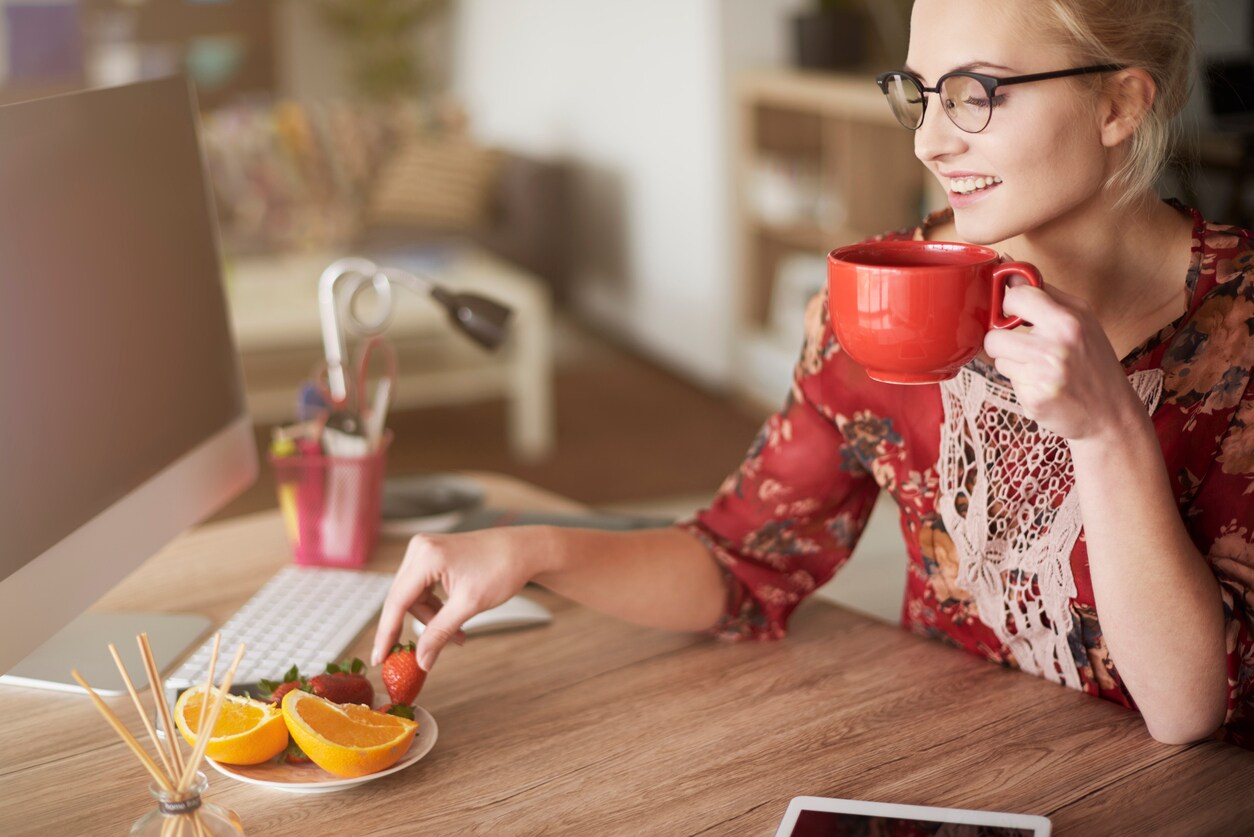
[
  {"x1": 317, "y1": 0, "x2": 449, "y2": 100},
  {"x1": 792, "y1": 0, "x2": 870, "y2": 72}
]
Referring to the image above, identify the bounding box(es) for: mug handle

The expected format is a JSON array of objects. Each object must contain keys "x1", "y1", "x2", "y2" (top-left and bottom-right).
[{"x1": 990, "y1": 261, "x2": 1044, "y2": 329}]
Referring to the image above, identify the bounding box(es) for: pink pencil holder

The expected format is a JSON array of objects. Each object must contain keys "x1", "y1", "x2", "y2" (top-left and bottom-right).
[{"x1": 269, "y1": 433, "x2": 391, "y2": 568}]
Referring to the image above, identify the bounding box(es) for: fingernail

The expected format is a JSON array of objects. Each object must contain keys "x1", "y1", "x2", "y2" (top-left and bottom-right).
[
  {"x1": 370, "y1": 648, "x2": 382, "y2": 666},
  {"x1": 418, "y1": 649, "x2": 436, "y2": 672}
]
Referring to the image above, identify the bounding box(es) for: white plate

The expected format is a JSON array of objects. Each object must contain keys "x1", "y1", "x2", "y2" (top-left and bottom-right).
[{"x1": 207, "y1": 705, "x2": 438, "y2": 794}]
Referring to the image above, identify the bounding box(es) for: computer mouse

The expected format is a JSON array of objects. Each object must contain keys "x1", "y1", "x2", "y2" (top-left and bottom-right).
[{"x1": 410, "y1": 594, "x2": 553, "y2": 637}]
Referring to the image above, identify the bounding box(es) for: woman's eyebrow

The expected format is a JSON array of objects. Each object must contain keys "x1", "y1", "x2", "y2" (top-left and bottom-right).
[
  {"x1": 956, "y1": 61, "x2": 1018, "y2": 74},
  {"x1": 901, "y1": 60, "x2": 1019, "y2": 82}
]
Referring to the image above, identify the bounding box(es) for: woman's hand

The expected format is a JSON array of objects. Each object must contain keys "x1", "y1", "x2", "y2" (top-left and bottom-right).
[
  {"x1": 983, "y1": 282, "x2": 1144, "y2": 442},
  {"x1": 371, "y1": 526, "x2": 555, "y2": 671}
]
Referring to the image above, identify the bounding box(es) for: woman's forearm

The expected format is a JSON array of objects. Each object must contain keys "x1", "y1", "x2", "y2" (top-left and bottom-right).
[
  {"x1": 528, "y1": 525, "x2": 727, "y2": 632},
  {"x1": 1069, "y1": 414, "x2": 1228, "y2": 743}
]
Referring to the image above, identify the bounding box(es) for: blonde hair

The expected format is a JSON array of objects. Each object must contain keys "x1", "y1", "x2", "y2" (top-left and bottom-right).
[{"x1": 1016, "y1": 0, "x2": 1195, "y2": 208}]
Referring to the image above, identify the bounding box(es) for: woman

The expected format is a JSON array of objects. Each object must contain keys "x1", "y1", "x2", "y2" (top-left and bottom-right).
[{"x1": 372, "y1": 0, "x2": 1253, "y2": 748}]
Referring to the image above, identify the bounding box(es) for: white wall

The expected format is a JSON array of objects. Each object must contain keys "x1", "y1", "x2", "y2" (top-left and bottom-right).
[
  {"x1": 449, "y1": 0, "x2": 726, "y2": 385},
  {"x1": 449, "y1": 0, "x2": 805, "y2": 388}
]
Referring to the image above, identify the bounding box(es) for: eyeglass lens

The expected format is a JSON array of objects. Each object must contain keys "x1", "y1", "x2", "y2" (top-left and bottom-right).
[{"x1": 882, "y1": 73, "x2": 995, "y2": 133}]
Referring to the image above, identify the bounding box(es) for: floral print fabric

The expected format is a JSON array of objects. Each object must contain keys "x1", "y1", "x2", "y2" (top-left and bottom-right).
[{"x1": 681, "y1": 204, "x2": 1254, "y2": 748}]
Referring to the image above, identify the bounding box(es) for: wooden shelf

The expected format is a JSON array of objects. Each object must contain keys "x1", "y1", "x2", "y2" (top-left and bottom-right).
[{"x1": 732, "y1": 69, "x2": 936, "y2": 390}]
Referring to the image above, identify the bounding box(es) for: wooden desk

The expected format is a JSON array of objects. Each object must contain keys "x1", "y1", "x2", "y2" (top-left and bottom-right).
[{"x1": 2, "y1": 474, "x2": 1251, "y2": 835}]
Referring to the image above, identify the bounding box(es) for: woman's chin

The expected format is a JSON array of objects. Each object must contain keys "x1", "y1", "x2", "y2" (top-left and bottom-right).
[{"x1": 949, "y1": 215, "x2": 1005, "y2": 247}]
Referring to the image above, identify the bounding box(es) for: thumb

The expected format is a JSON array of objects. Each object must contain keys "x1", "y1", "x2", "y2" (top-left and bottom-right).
[{"x1": 414, "y1": 598, "x2": 477, "y2": 672}]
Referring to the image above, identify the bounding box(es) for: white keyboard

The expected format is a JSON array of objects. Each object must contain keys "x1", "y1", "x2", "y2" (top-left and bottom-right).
[{"x1": 166, "y1": 566, "x2": 394, "y2": 694}]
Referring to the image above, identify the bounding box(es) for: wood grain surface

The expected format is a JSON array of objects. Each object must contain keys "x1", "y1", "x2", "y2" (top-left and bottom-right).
[{"x1": 1, "y1": 473, "x2": 1250, "y2": 836}]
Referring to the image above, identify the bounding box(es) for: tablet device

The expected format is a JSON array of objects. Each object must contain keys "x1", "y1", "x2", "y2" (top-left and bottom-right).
[{"x1": 775, "y1": 796, "x2": 1051, "y2": 836}]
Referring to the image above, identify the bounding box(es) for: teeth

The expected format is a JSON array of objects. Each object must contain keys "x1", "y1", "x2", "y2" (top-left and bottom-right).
[{"x1": 949, "y1": 175, "x2": 1002, "y2": 194}]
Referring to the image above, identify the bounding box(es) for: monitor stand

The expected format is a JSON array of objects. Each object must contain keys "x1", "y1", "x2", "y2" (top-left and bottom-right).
[{"x1": 0, "y1": 612, "x2": 211, "y2": 695}]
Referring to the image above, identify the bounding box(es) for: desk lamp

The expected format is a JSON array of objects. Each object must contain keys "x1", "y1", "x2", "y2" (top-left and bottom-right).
[
  {"x1": 318, "y1": 257, "x2": 513, "y2": 406},
  {"x1": 316, "y1": 257, "x2": 514, "y2": 520}
]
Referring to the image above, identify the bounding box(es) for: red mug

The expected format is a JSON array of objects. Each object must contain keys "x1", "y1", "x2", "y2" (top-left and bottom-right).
[{"x1": 826, "y1": 240, "x2": 1043, "y2": 384}]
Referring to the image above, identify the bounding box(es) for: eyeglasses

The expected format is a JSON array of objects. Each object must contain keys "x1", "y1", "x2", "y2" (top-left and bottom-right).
[{"x1": 875, "y1": 64, "x2": 1125, "y2": 134}]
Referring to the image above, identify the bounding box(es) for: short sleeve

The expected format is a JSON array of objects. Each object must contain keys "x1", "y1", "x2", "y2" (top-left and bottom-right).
[{"x1": 677, "y1": 292, "x2": 881, "y2": 640}]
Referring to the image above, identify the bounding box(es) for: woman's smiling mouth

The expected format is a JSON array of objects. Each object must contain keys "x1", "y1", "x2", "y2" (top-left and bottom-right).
[{"x1": 949, "y1": 175, "x2": 1003, "y2": 195}]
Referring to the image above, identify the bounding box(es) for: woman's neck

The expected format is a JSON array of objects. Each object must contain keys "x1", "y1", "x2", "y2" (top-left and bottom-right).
[{"x1": 994, "y1": 193, "x2": 1193, "y2": 357}]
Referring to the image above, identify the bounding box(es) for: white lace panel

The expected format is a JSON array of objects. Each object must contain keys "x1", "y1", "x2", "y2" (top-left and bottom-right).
[{"x1": 936, "y1": 367, "x2": 1164, "y2": 689}]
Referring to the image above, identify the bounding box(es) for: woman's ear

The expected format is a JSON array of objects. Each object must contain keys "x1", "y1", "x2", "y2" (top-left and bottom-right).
[{"x1": 1099, "y1": 68, "x2": 1156, "y2": 148}]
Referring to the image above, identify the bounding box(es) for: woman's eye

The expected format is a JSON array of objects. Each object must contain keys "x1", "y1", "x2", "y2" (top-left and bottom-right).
[{"x1": 963, "y1": 94, "x2": 1006, "y2": 110}]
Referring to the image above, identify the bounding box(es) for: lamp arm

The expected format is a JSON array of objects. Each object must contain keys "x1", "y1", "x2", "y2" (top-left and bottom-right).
[
  {"x1": 317, "y1": 258, "x2": 514, "y2": 402},
  {"x1": 378, "y1": 265, "x2": 437, "y2": 296},
  {"x1": 317, "y1": 257, "x2": 380, "y2": 403}
]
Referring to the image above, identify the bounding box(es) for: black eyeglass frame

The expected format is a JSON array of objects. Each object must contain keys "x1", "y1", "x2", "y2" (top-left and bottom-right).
[{"x1": 875, "y1": 64, "x2": 1126, "y2": 133}]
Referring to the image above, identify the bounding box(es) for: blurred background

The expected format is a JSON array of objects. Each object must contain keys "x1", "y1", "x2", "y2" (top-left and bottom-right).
[{"x1": 0, "y1": 0, "x2": 1249, "y2": 532}]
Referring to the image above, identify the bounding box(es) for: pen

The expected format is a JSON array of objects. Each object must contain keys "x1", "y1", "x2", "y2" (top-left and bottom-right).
[{"x1": 269, "y1": 430, "x2": 300, "y2": 547}]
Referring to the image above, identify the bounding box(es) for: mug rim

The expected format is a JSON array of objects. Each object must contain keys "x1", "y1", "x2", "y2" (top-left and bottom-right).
[{"x1": 828, "y1": 239, "x2": 1000, "y2": 269}]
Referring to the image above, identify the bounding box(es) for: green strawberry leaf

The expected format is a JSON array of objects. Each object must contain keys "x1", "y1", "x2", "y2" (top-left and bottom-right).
[{"x1": 385, "y1": 703, "x2": 415, "y2": 720}]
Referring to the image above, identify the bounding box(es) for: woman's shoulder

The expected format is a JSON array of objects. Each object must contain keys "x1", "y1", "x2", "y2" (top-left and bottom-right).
[
  {"x1": 1179, "y1": 205, "x2": 1254, "y2": 325},
  {"x1": 1190, "y1": 207, "x2": 1254, "y2": 287}
]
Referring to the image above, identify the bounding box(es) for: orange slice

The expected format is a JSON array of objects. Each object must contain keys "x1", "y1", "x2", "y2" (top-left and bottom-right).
[
  {"x1": 173, "y1": 685, "x2": 289, "y2": 765},
  {"x1": 280, "y1": 689, "x2": 418, "y2": 778}
]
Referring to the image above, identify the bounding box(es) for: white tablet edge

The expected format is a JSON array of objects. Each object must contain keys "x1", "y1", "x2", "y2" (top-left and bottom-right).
[{"x1": 774, "y1": 795, "x2": 1051, "y2": 836}]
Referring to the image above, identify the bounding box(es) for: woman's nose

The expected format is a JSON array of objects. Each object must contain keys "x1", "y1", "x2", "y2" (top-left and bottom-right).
[{"x1": 914, "y1": 102, "x2": 967, "y2": 163}]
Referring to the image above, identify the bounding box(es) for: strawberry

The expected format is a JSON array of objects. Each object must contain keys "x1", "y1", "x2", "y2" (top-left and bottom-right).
[
  {"x1": 306, "y1": 658, "x2": 374, "y2": 706},
  {"x1": 258, "y1": 664, "x2": 304, "y2": 706},
  {"x1": 381, "y1": 642, "x2": 426, "y2": 706},
  {"x1": 280, "y1": 740, "x2": 311, "y2": 765}
]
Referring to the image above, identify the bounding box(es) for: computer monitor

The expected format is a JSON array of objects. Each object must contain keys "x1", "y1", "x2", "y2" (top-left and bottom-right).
[{"x1": 0, "y1": 76, "x2": 257, "y2": 692}]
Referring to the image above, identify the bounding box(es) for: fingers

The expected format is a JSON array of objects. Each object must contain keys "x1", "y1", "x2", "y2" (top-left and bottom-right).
[
  {"x1": 372, "y1": 529, "x2": 514, "y2": 668},
  {"x1": 372, "y1": 538, "x2": 439, "y2": 665},
  {"x1": 983, "y1": 327, "x2": 1034, "y2": 363},
  {"x1": 1214, "y1": 556, "x2": 1254, "y2": 589},
  {"x1": 373, "y1": 585, "x2": 418, "y2": 666},
  {"x1": 408, "y1": 590, "x2": 443, "y2": 626},
  {"x1": 414, "y1": 597, "x2": 480, "y2": 672},
  {"x1": 994, "y1": 356, "x2": 1063, "y2": 409},
  {"x1": 408, "y1": 592, "x2": 466, "y2": 648},
  {"x1": 1000, "y1": 284, "x2": 1071, "y2": 329},
  {"x1": 986, "y1": 330, "x2": 1068, "y2": 369}
]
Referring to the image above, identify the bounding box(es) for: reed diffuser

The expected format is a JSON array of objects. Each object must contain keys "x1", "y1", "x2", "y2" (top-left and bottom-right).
[{"x1": 72, "y1": 633, "x2": 247, "y2": 836}]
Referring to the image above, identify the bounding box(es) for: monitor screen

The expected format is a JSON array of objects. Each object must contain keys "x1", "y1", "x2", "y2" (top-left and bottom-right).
[{"x1": 0, "y1": 76, "x2": 257, "y2": 680}]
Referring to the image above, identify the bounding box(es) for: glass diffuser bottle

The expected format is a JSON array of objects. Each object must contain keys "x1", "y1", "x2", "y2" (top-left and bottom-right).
[{"x1": 130, "y1": 772, "x2": 244, "y2": 836}]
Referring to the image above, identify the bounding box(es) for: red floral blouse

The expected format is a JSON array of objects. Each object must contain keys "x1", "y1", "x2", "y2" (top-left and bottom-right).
[{"x1": 682, "y1": 204, "x2": 1254, "y2": 749}]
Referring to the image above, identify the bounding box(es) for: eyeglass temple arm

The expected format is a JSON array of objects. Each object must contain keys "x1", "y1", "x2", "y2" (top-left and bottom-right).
[{"x1": 977, "y1": 63, "x2": 1127, "y2": 90}]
